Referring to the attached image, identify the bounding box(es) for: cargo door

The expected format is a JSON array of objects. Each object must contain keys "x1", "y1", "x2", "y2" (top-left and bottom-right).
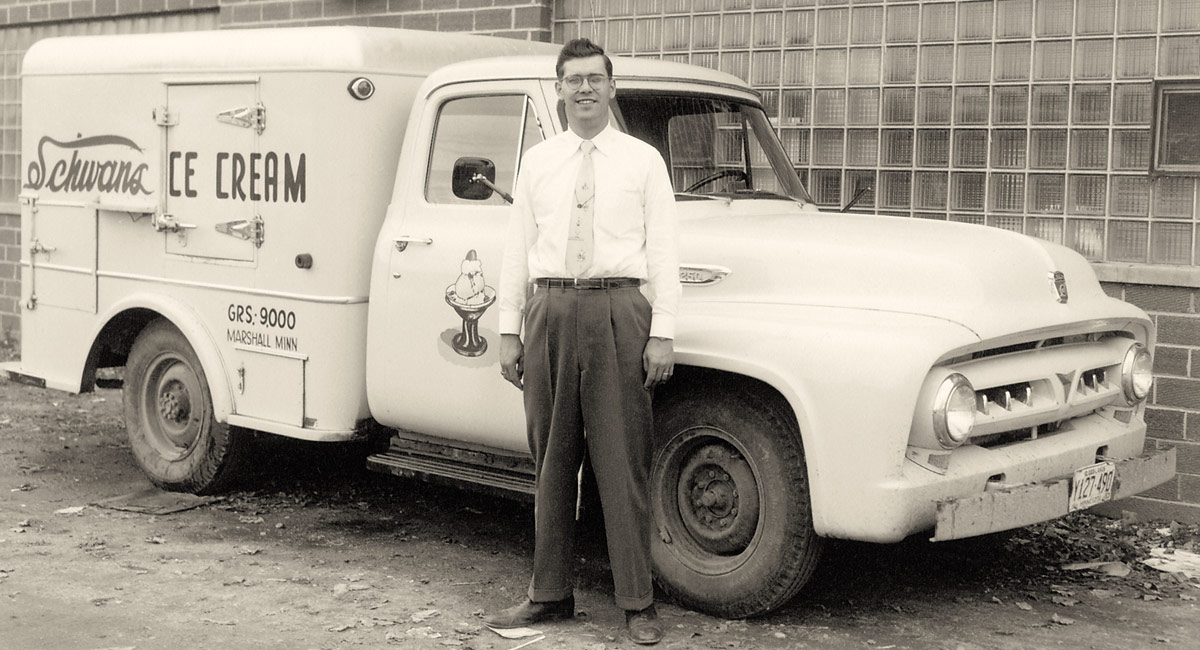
[
  {"x1": 19, "y1": 194, "x2": 97, "y2": 313},
  {"x1": 162, "y1": 82, "x2": 260, "y2": 262}
]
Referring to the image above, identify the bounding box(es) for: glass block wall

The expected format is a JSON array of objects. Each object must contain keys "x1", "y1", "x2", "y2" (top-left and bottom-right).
[{"x1": 553, "y1": 0, "x2": 1200, "y2": 267}]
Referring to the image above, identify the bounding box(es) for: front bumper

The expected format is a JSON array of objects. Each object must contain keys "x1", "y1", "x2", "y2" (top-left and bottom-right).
[{"x1": 932, "y1": 446, "x2": 1176, "y2": 541}]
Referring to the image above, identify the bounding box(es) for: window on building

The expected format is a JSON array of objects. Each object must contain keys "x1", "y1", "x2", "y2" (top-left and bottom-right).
[{"x1": 1152, "y1": 80, "x2": 1200, "y2": 173}]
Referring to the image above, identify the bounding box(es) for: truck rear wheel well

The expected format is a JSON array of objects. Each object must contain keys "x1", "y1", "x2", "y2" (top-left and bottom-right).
[{"x1": 82, "y1": 308, "x2": 162, "y2": 391}]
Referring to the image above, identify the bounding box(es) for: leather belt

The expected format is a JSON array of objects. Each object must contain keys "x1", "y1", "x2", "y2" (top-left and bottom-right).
[{"x1": 535, "y1": 277, "x2": 643, "y2": 290}]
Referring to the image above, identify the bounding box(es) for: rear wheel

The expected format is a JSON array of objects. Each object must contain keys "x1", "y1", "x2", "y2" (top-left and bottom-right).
[
  {"x1": 651, "y1": 388, "x2": 823, "y2": 618},
  {"x1": 123, "y1": 319, "x2": 248, "y2": 494}
]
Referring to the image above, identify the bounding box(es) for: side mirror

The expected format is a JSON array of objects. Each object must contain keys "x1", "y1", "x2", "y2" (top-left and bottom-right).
[{"x1": 452, "y1": 157, "x2": 496, "y2": 201}]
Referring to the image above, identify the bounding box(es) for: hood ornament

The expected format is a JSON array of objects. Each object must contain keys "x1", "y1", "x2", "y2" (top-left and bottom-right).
[{"x1": 1049, "y1": 271, "x2": 1069, "y2": 304}]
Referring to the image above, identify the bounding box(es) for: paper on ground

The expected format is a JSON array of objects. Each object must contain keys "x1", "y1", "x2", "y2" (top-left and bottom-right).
[
  {"x1": 1141, "y1": 548, "x2": 1200, "y2": 579},
  {"x1": 486, "y1": 625, "x2": 543, "y2": 639}
]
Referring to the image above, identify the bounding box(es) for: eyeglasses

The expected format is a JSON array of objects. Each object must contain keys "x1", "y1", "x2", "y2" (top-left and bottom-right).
[{"x1": 560, "y1": 74, "x2": 610, "y2": 90}]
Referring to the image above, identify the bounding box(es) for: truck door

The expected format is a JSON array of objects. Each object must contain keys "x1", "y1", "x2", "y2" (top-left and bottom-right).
[
  {"x1": 373, "y1": 85, "x2": 548, "y2": 451},
  {"x1": 161, "y1": 82, "x2": 260, "y2": 262}
]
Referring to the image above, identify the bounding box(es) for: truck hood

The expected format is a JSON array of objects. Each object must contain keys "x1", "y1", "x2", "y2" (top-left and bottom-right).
[{"x1": 679, "y1": 205, "x2": 1142, "y2": 342}]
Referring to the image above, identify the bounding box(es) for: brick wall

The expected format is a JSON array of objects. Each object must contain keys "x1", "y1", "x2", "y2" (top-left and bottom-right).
[
  {"x1": 1100, "y1": 282, "x2": 1200, "y2": 522},
  {"x1": 0, "y1": 0, "x2": 219, "y2": 25},
  {"x1": 217, "y1": 0, "x2": 553, "y2": 41},
  {"x1": 0, "y1": 212, "x2": 17, "y2": 342}
]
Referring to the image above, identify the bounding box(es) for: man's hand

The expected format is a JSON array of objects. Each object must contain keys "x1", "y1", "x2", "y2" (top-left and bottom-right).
[
  {"x1": 643, "y1": 336, "x2": 675, "y2": 390},
  {"x1": 499, "y1": 334, "x2": 524, "y2": 390}
]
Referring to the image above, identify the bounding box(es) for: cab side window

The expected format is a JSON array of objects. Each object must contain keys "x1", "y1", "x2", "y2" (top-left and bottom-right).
[{"x1": 426, "y1": 94, "x2": 543, "y2": 205}]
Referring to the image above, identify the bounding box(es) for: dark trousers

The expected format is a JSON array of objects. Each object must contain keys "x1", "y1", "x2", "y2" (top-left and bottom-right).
[{"x1": 522, "y1": 284, "x2": 654, "y2": 611}]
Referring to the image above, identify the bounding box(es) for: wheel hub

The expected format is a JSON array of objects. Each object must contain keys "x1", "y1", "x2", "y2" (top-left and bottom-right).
[
  {"x1": 676, "y1": 443, "x2": 760, "y2": 555},
  {"x1": 142, "y1": 356, "x2": 204, "y2": 454},
  {"x1": 157, "y1": 380, "x2": 191, "y2": 424}
]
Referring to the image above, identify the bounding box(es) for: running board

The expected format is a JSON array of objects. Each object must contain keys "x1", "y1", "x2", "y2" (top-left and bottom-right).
[{"x1": 365, "y1": 433, "x2": 536, "y2": 502}]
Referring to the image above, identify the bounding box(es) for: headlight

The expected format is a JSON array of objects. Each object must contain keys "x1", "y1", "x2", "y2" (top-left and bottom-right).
[
  {"x1": 1121, "y1": 342, "x2": 1153, "y2": 404},
  {"x1": 932, "y1": 373, "x2": 976, "y2": 448}
]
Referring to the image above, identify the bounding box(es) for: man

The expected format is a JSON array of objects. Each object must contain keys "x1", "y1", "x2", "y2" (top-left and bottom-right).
[{"x1": 488, "y1": 38, "x2": 681, "y2": 646}]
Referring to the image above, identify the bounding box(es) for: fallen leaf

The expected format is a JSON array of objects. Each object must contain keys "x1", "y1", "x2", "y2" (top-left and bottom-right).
[
  {"x1": 325, "y1": 623, "x2": 355, "y2": 632},
  {"x1": 144, "y1": 536, "x2": 166, "y2": 544},
  {"x1": 1090, "y1": 589, "x2": 1118, "y2": 599},
  {"x1": 54, "y1": 506, "x2": 85, "y2": 515},
  {"x1": 1016, "y1": 602, "x2": 1033, "y2": 611},
  {"x1": 238, "y1": 516, "x2": 265, "y2": 524},
  {"x1": 201, "y1": 618, "x2": 236, "y2": 626},
  {"x1": 1050, "y1": 613, "x2": 1075, "y2": 626}
]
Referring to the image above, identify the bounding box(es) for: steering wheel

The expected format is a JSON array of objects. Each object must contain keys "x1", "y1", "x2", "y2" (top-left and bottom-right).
[{"x1": 684, "y1": 169, "x2": 749, "y2": 193}]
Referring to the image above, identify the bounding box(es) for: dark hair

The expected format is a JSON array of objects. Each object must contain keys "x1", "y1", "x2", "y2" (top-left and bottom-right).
[{"x1": 555, "y1": 38, "x2": 613, "y2": 80}]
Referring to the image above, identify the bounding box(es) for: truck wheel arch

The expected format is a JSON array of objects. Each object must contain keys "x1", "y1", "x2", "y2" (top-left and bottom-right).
[
  {"x1": 666, "y1": 360, "x2": 819, "y2": 487},
  {"x1": 83, "y1": 298, "x2": 234, "y2": 422}
]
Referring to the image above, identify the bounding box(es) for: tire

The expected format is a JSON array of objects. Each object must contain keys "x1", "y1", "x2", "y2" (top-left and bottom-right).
[
  {"x1": 650, "y1": 387, "x2": 824, "y2": 618},
  {"x1": 123, "y1": 319, "x2": 248, "y2": 494}
]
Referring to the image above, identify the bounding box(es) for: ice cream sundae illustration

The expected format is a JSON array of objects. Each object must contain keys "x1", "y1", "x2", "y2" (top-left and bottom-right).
[{"x1": 444, "y1": 249, "x2": 496, "y2": 357}]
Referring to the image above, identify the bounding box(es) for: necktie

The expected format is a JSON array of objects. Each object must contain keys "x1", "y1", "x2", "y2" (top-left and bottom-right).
[{"x1": 566, "y1": 141, "x2": 595, "y2": 277}]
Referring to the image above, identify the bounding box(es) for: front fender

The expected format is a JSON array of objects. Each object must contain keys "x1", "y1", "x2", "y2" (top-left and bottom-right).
[
  {"x1": 674, "y1": 302, "x2": 980, "y2": 539},
  {"x1": 95, "y1": 294, "x2": 234, "y2": 422}
]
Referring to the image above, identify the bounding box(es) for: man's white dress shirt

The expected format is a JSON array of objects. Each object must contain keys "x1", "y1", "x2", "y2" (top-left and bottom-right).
[{"x1": 499, "y1": 125, "x2": 681, "y2": 340}]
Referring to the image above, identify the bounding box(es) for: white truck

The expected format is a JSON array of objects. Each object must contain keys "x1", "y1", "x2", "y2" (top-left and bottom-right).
[{"x1": 3, "y1": 27, "x2": 1176, "y2": 618}]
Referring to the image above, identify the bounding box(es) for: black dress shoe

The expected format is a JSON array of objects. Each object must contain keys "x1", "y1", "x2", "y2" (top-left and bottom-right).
[
  {"x1": 484, "y1": 596, "x2": 575, "y2": 629},
  {"x1": 625, "y1": 604, "x2": 663, "y2": 645}
]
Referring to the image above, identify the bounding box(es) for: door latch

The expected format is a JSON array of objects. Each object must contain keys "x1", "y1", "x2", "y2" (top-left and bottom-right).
[
  {"x1": 394, "y1": 236, "x2": 433, "y2": 252},
  {"x1": 29, "y1": 239, "x2": 56, "y2": 256},
  {"x1": 215, "y1": 215, "x2": 265, "y2": 248},
  {"x1": 154, "y1": 213, "x2": 197, "y2": 233}
]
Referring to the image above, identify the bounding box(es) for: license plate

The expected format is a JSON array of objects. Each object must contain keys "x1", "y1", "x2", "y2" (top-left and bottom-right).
[{"x1": 1068, "y1": 461, "x2": 1117, "y2": 512}]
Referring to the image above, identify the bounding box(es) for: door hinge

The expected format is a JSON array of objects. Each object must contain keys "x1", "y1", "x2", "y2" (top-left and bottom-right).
[
  {"x1": 215, "y1": 215, "x2": 265, "y2": 248},
  {"x1": 216, "y1": 102, "x2": 266, "y2": 135},
  {"x1": 153, "y1": 107, "x2": 178, "y2": 127}
]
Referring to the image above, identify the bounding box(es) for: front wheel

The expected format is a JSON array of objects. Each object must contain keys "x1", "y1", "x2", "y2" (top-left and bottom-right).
[
  {"x1": 650, "y1": 388, "x2": 823, "y2": 618},
  {"x1": 123, "y1": 319, "x2": 249, "y2": 494}
]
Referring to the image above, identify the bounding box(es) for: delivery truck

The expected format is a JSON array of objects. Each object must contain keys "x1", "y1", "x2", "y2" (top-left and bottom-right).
[{"x1": 2, "y1": 27, "x2": 1175, "y2": 617}]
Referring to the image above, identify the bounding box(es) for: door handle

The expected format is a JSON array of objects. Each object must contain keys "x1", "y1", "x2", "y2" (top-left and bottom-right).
[{"x1": 394, "y1": 236, "x2": 433, "y2": 252}]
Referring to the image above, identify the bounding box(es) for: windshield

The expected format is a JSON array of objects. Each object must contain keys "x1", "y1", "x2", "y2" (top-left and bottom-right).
[{"x1": 613, "y1": 92, "x2": 811, "y2": 203}]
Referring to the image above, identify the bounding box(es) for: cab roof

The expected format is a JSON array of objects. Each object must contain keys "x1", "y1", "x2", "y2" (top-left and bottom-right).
[{"x1": 423, "y1": 55, "x2": 754, "y2": 98}]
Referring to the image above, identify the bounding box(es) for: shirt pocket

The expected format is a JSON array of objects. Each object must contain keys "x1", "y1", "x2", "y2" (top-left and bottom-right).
[{"x1": 598, "y1": 181, "x2": 645, "y2": 239}]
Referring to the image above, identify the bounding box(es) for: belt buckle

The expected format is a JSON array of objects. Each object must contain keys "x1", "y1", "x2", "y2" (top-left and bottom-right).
[{"x1": 573, "y1": 278, "x2": 581, "y2": 288}]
